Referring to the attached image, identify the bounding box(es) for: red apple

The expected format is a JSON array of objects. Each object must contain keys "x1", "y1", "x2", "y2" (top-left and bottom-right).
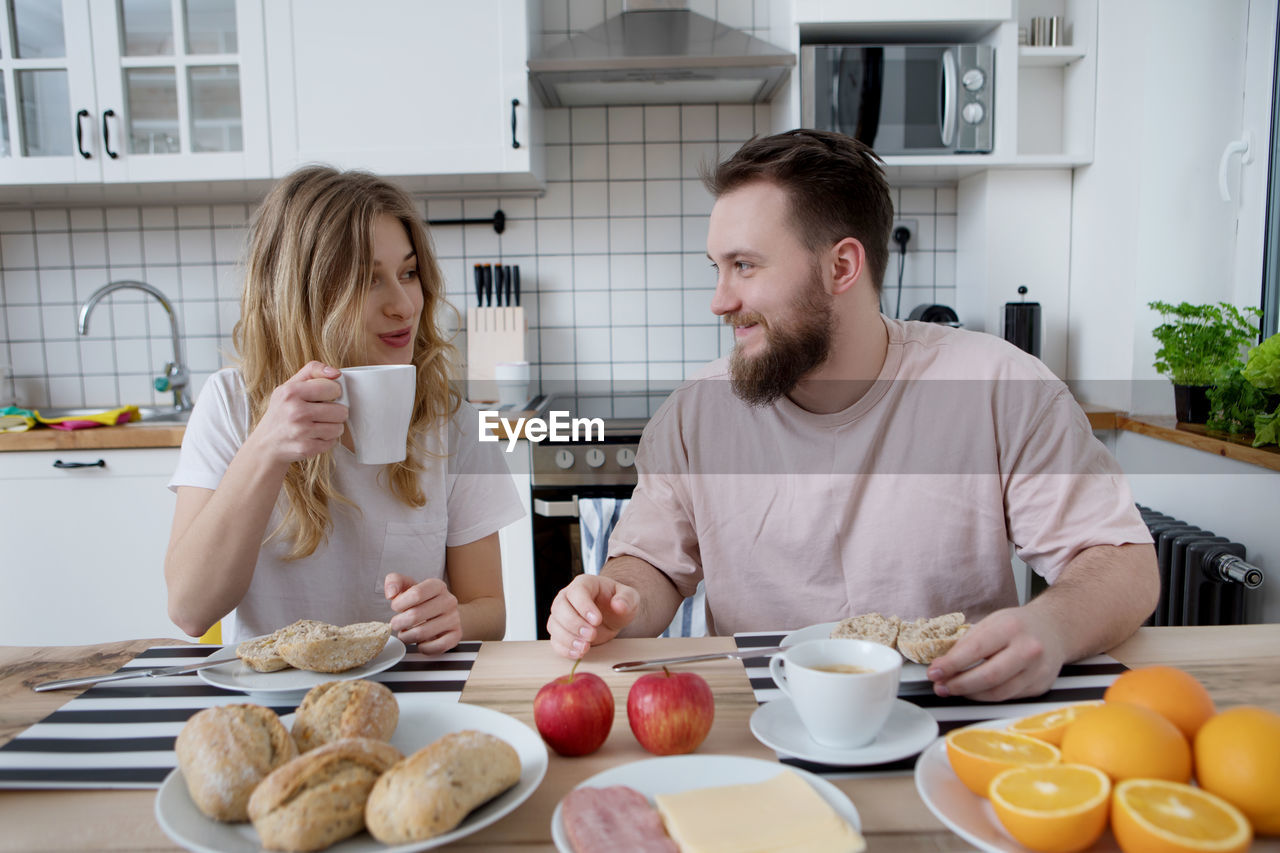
[
  {"x1": 533, "y1": 661, "x2": 614, "y2": 757},
  {"x1": 626, "y1": 668, "x2": 715, "y2": 755}
]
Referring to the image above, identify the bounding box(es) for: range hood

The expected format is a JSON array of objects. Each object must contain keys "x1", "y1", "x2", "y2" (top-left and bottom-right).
[{"x1": 528, "y1": 1, "x2": 795, "y2": 108}]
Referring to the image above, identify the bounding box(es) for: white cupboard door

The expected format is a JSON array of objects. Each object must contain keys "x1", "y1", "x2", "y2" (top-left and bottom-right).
[
  {"x1": 0, "y1": 0, "x2": 101, "y2": 183},
  {"x1": 89, "y1": 0, "x2": 270, "y2": 183},
  {"x1": 275, "y1": 0, "x2": 532, "y2": 177}
]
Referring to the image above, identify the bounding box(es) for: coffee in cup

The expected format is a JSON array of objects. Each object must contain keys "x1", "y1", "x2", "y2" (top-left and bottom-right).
[
  {"x1": 769, "y1": 638, "x2": 902, "y2": 749},
  {"x1": 335, "y1": 364, "x2": 416, "y2": 465}
]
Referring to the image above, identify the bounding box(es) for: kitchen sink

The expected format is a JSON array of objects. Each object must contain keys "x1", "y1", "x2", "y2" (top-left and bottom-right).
[{"x1": 32, "y1": 405, "x2": 192, "y2": 424}]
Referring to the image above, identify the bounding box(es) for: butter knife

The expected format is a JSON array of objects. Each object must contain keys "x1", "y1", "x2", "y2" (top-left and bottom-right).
[
  {"x1": 32, "y1": 657, "x2": 231, "y2": 692},
  {"x1": 611, "y1": 646, "x2": 784, "y2": 672}
]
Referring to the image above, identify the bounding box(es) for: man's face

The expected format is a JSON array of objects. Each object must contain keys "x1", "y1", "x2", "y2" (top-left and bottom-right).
[{"x1": 707, "y1": 181, "x2": 834, "y2": 406}]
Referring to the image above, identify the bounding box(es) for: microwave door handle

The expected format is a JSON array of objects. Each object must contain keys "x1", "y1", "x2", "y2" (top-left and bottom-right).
[
  {"x1": 534, "y1": 496, "x2": 580, "y2": 518},
  {"x1": 940, "y1": 48, "x2": 958, "y2": 147}
]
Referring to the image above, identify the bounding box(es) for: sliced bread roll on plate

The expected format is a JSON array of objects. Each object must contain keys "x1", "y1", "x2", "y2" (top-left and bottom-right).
[
  {"x1": 829, "y1": 612, "x2": 902, "y2": 648},
  {"x1": 896, "y1": 612, "x2": 971, "y2": 664},
  {"x1": 276, "y1": 622, "x2": 393, "y2": 674}
]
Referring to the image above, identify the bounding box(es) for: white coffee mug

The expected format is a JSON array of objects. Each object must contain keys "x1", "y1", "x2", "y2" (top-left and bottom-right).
[
  {"x1": 769, "y1": 638, "x2": 903, "y2": 749},
  {"x1": 493, "y1": 360, "x2": 530, "y2": 408},
  {"x1": 335, "y1": 364, "x2": 416, "y2": 465}
]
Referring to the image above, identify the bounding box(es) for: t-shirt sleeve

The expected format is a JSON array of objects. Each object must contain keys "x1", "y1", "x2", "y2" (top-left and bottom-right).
[
  {"x1": 443, "y1": 401, "x2": 526, "y2": 547},
  {"x1": 1003, "y1": 389, "x2": 1153, "y2": 584},
  {"x1": 605, "y1": 401, "x2": 704, "y2": 598},
  {"x1": 168, "y1": 370, "x2": 246, "y2": 493}
]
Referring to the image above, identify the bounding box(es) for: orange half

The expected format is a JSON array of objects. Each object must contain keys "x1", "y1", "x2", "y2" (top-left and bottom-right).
[
  {"x1": 989, "y1": 763, "x2": 1111, "y2": 853},
  {"x1": 1112, "y1": 779, "x2": 1252, "y2": 853},
  {"x1": 945, "y1": 727, "x2": 1060, "y2": 797},
  {"x1": 1007, "y1": 701, "x2": 1104, "y2": 746}
]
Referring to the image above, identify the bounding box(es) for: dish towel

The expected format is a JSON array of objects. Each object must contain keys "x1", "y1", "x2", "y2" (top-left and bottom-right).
[
  {"x1": 0, "y1": 642, "x2": 479, "y2": 789},
  {"x1": 577, "y1": 496, "x2": 707, "y2": 638}
]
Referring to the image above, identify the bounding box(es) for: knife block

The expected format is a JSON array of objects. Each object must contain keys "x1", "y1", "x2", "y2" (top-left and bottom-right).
[{"x1": 466, "y1": 307, "x2": 526, "y2": 403}]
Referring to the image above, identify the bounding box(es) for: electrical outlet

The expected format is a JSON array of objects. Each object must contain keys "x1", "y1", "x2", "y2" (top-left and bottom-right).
[{"x1": 889, "y1": 218, "x2": 918, "y2": 252}]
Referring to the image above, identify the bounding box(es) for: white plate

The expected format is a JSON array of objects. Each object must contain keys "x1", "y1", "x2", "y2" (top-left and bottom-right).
[
  {"x1": 750, "y1": 697, "x2": 939, "y2": 765},
  {"x1": 197, "y1": 636, "x2": 406, "y2": 696},
  {"x1": 549, "y1": 755, "x2": 861, "y2": 853},
  {"x1": 154, "y1": 698, "x2": 548, "y2": 853},
  {"x1": 914, "y1": 717, "x2": 1121, "y2": 853},
  {"x1": 780, "y1": 622, "x2": 930, "y2": 682}
]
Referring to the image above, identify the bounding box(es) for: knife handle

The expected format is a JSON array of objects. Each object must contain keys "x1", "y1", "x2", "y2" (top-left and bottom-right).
[
  {"x1": 483, "y1": 264, "x2": 493, "y2": 306},
  {"x1": 513, "y1": 265, "x2": 520, "y2": 306},
  {"x1": 496, "y1": 265, "x2": 506, "y2": 307},
  {"x1": 474, "y1": 264, "x2": 483, "y2": 307}
]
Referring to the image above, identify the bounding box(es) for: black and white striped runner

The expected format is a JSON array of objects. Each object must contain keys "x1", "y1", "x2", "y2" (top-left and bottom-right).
[
  {"x1": 0, "y1": 642, "x2": 479, "y2": 789},
  {"x1": 734, "y1": 632, "x2": 1128, "y2": 777}
]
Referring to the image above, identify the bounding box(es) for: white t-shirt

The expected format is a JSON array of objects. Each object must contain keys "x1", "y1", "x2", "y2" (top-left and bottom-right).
[
  {"x1": 169, "y1": 368, "x2": 524, "y2": 641},
  {"x1": 608, "y1": 317, "x2": 1152, "y2": 635}
]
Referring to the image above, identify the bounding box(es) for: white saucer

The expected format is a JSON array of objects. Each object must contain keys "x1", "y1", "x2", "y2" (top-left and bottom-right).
[{"x1": 750, "y1": 697, "x2": 939, "y2": 766}]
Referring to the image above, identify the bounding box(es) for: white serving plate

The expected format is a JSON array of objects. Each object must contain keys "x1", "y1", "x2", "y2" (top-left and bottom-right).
[{"x1": 197, "y1": 636, "x2": 406, "y2": 696}]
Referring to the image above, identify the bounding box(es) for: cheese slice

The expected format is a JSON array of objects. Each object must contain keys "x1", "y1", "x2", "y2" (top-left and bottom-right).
[{"x1": 653, "y1": 769, "x2": 866, "y2": 853}]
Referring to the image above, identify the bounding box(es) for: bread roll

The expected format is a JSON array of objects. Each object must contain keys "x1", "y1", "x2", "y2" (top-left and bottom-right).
[
  {"x1": 174, "y1": 704, "x2": 298, "y2": 822},
  {"x1": 237, "y1": 619, "x2": 325, "y2": 672},
  {"x1": 276, "y1": 622, "x2": 392, "y2": 673},
  {"x1": 897, "y1": 612, "x2": 971, "y2": 664},
  {"x1": 364, "y1": 730, "x2": 521, "y2": 844},
  {"x1": 829, "y1": 613, "x2": 902, "y2": 648},
  {"x1": 247, "y1": 737, "x2": 403, "y2": 851},
  {"x1": 292, "y1": 680, "x2": 398, "y2": 753}
]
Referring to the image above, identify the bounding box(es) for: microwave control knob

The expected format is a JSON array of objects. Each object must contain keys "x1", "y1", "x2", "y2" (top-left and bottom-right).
[
  {"x1": 554, "y1": 448, "x2": 575, "y2": 469},
  {"x1": 962, "y1": 102, "x2": 986, "y2": 125},
  {"x1": 585, "y1": 448, "x2": 606, "y2": 468},
  {"x1": 616, "y1": 447, "x2": 637, "y2": 468},
  {"x1": 962, "y1": 68, "x2": 986, "y2": 92}
]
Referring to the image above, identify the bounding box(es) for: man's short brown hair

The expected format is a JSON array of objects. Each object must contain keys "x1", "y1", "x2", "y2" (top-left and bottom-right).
[{"x1": 703, "y1": 129, "x2": 894, "y2": 295}]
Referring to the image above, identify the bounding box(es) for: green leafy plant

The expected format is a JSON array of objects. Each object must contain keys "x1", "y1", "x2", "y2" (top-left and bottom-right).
[
  {"x1": 1243, "y1": 332, "x2": 1280, "y2": 447},
  {"x1": 1206, "y1": 365, "x2": 1269, "y2": 434},
  {"x1": 1148, "y1": 301, "x2": 1260, "y2": 386}
]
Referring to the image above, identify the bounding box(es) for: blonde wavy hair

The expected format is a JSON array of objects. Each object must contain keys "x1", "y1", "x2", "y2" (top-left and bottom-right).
[{"x1": 234, "y1": 166, "x2": 459, "y2": 559}]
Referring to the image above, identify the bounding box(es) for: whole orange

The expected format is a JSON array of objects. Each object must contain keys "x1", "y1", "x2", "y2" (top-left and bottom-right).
[
  {"x1": 1059, "y1": 701, "x2": 1191, "y2": 784},
  {"x1": 1194, "y1": 705, "x2": 1280, "y2": 835},
  {"x1": 1103, "y1": 665, "x2": 1215, "y2": 741}
]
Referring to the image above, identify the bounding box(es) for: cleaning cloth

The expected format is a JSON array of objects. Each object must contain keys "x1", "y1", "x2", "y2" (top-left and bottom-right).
[
  {"x1": 0, "y1": 406, "x2": 35, "y2": 432},
  {"x1": 33, "y1": 405, "x2": 140, "y2": 430}
]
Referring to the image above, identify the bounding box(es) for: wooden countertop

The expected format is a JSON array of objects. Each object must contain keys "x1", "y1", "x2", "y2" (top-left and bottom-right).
[
  {"x1": 1, "y1": 626, "x2": 1277, "y2": 852},
  {"x1": 0, "y1": 423, "x2": 186, "y2": 452}
]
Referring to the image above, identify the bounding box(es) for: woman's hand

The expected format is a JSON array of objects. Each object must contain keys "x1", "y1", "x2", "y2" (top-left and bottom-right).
[
  {"x1": 246, "y1": 361, "x2": 347, "y2": 465},
  {"x1": 384, "y1": 572, "x2": 462, "y2": 655}
]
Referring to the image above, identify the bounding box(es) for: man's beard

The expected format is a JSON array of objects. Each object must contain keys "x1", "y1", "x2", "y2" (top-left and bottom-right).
[{"x1": 726, "y1": 268, "x2": 834, "y2": 407}]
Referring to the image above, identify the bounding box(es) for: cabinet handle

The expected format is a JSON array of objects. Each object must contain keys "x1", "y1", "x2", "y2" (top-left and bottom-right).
[
  {"x1": 102, "y1": 109, "x2": 119, "y2": 159},
  {"x1": 511, "y1": 99, "x2": 521, "y2": 149},
  {"x1": 75, "y1": 109, "x2": 91, "y2": 159},
  {"x1": 53, "y1": 459, "x2": 106, "y2": 469}
]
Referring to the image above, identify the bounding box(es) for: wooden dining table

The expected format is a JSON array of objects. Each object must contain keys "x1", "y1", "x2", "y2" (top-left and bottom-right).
[{"x1": 1, "y1": 624, "x2": 1277, "y2": 852}]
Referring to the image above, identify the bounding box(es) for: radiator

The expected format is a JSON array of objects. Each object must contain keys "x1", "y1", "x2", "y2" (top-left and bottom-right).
[{"x1": 1137, "y1": 506, "x2": 1265, "y2": 626}]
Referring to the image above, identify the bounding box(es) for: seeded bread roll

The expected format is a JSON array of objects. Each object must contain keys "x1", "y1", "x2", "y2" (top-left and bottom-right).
[
  {"x1": 364, "y1": 730, "x2": 521, "y2": 844},
  {"x1": 174, "y1": 704, "x2": 298, "y2": 822},
  {"x1": 247, "y1": 737, "x2": 403, "y2": 852},
  {"x1": 896, "y1": 612, "x2": 971, "y2": 664},
  {"x1": 291, "y1": 680, "x2": 399, "y2": 753},
  {"x1": 829, "y1": 613, "x2": 902, "y2": 648},
  {"x1": 276, "y1": 622, "x2": 392, "y2": 674},
  {"x1": 237, "y1": 619, "x2": 326, "y2": 672}
]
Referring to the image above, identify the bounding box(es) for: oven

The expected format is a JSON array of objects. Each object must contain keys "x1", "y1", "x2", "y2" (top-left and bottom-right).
[{"x1": 527, "y1": 392, "x2": 650, "y2": 639}]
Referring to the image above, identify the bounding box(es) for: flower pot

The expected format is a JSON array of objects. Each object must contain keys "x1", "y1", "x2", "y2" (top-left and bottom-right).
[{"x1": 1173, "y1": 384, "x2": 1212, "y2": 424}]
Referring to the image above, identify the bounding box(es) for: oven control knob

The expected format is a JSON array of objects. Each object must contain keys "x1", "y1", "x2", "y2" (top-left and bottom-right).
[
  {"x1": 554, "y1": 448, "x2": 575, "y2": 469},
  {"x1": 616, "y1": 448, "x2": 636, "y2": 468},
  {"x1": 962, "y1": 102, "x2": 986, "y2": 124},
  {"x1": 962, "y1": 68, "x2": 986, "y2": 92},
  {"x1": 585, "y1": 448, "x2": 606, "y2": 468}
]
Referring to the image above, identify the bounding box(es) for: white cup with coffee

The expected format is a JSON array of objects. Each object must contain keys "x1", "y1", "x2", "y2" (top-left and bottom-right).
[
  {"x1": 769, "y1": 638, "x2": 903, "y2": 749},
  {"x1": 335, "y1": 364, "x2": 416, "y2": 465}
]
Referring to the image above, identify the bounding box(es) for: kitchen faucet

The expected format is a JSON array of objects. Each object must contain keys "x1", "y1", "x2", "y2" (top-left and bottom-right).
[{"x1": 78, "y1": 280, "x2": 193, "y2": 412}]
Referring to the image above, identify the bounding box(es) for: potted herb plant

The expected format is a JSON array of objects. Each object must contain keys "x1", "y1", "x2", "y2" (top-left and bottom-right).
[{"x1": 1148, "y1": 301, "x2": 1260, "y2": 423}]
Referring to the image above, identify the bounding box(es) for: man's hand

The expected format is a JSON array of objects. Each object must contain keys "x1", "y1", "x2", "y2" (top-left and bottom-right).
[
  {"x1": 547, "y1": 574, "x2": 641, "y2": 659},
  {"x1": 385, "y1": 573, "x2": 461, "y2": 655},
  {"x1": 925, "y1": 607, "x2": 1068, "y2": 701}
]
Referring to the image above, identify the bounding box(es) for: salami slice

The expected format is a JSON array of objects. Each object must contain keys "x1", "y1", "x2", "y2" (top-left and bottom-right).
[{"x1": 561, "y1": 785, "x2": 678, "y2": 853}]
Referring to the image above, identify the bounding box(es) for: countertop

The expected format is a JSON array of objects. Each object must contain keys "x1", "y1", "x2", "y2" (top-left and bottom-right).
[{"x1": 0, "y1": 626, "x2": 1277, "y2": 851}]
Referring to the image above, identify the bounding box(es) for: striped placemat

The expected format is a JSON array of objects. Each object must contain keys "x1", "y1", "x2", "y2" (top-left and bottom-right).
[
  {"x1": 734, "y1": 631, "x2": 1128, "y2": 777},
  {"x1": 0, "y1": 641, "x2": 479, "y2": 790}
]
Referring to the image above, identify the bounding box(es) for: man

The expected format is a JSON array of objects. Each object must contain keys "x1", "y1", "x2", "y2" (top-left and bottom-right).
[{"x1": 547, "y1": 130, "x2": 1158, "y2": 701}]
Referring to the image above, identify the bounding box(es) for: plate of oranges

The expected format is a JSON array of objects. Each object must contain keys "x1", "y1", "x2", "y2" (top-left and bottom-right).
[{"x1": 914, "y1": 665, "x2": 1277, "y2": 853}]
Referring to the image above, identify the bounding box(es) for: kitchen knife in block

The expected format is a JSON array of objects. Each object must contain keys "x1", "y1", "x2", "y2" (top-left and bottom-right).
[{"x1": 466, "y1": 306, "x2": 526, "y2": 404}]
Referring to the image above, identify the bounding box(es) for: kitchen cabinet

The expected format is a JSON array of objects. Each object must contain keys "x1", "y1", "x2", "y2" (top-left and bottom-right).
[
  {"x1": 0, "y1": 448, "x2": 182, "y2": 646},
  {"x1": 264, "y1": 0, "x2": 543, "y2": 194},
  {"x1": 0, "y1": 0, "x2": 270, "y2": 187}
]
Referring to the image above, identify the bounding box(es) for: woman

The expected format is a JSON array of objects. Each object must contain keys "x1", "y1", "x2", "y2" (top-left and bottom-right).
[{"x1": 165, "y1": 166, "x2": 523, "y2": 653}]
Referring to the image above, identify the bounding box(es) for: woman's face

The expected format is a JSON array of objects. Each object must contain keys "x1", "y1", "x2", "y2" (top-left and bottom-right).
[{"x1": 363, "y1": 214, "x2": 425, "y2": 364}]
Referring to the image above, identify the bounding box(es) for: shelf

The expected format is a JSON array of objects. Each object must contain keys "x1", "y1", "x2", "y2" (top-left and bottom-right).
[
  {"x1": 1018, "y1": 45, "x2": 1087, "y2": 67},
  {"x1": 877, "y1": 153, "x2": 1090, "y2": 183},
  {"x1": 1116, "y1": 415, "x2": 1280, "y2": 474}
]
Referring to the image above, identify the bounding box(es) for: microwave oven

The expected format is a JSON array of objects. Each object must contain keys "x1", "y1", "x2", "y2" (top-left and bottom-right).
[{"x1": 801, "y1": 44, "x2": 995, "y2": 155}]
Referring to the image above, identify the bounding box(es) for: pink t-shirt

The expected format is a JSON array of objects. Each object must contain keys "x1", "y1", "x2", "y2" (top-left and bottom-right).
[{"x1": 607, "y1": 318, "x2": 1152, "y2": 636}]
